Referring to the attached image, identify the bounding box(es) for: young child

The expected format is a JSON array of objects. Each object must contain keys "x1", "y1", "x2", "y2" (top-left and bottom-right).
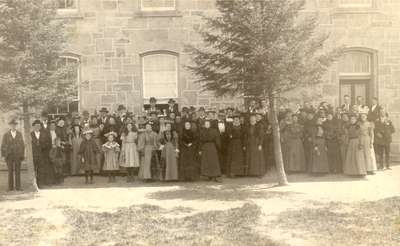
[
  {"x1": 49, "y1": 137, "x2": 66, "y2": 185},
  {"x1": 102, "y1": 131, "x2": 120, "y2": 183},
  {"x1": 79, "y1": 128, "x2": 99, "y2": 184}
]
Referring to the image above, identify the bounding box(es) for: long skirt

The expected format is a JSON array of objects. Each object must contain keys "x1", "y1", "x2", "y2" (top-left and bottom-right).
[
  {"x1": 343, "y1": 138, "x2": 367, "y2": 176},
  {"x1": 139, "y1": 146, "x2": 160, "y2": 180},
  {"x1": 162, "y1": 143, "x2": 178, "y2": 181},
  {"x1": 227, "y1": 139, "x2": 246, "y2": 176},
  {"x1": 263, "y1": 137, "x2": 273, "y2": 171},
  {"x1": 303, "y1": 139, "x2": 313, "y2": 172},
  {"x1": 34, "y1": 152, "x2": 54, "y2": 187},
  {"x1": 360, "y1": 135, "x2": 377, "y2": 172},
  {"x1": 70, "y1": 138, "x2": 83, "y2": 175},
  {"x1": 310, "y1": 138, "x2": 329, "y2": 174},
  {"x1": 339, "y1": 141, "x2": 348, "y2": 170},
  {"x1": 246, "y1": 141, "x2": 266, "y2": 176},
  {"x1": 120, "y1": 142, "x2": 140, "y2": 168},
  {"x1": 180, "y1": 145, "x2": 199, "y2": 181},
  {"x1": 200, "y1": 142, "x2": 221, "y2": 177},
  {"x1": 94, "y1": 138, "x2": 103, "y2": 173},
  {"x1": 326, "y1": 139, "x2": 342, "y2": 173},
  {"x1": 283, "y1": 138, "x2": 306, "y2": 172}
]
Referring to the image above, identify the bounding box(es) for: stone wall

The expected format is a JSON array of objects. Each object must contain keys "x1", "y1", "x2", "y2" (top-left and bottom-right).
[{"x1": 62, "y1": 0, "x2": 241, "y2": 115}]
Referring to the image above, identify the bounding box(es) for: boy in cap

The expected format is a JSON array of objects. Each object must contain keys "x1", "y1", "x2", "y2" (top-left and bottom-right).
[
  {"x1": 79, "y1": 128, "x2": 100, "y2": 184},
  {"x1": 1, "y1": 119, "x2": 25, "y2": 191}
]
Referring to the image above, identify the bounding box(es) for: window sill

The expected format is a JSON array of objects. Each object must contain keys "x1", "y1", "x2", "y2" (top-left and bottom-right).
[
  {"x1": 56, "y1": 9, "x2": 84, "y2": 19},
  {"x1": 135, "y1": 10, "x2": 183, "y2": 17}
]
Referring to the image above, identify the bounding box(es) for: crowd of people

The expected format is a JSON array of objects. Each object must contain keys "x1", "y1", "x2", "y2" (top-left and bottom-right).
[{"x1": 1, "y1": 95, "x2": 396, "y2": 191}]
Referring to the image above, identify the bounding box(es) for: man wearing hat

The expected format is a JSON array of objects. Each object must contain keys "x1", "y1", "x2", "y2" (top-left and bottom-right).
[
  {"x1": 166, "y1": 98, "x2": 179, "y2": 116},
  {"x1": 40, "y1": 111, "x2": 50, "y2": 130},
  {"x1": 144, "y1": 97, "x2": 161, "y2": 114},
  {"x1": 1, "y1": 119, "x2": 25, "y2": 191},
  {"x1": 98, "y1": 107, "x2": 109, "y2": 125},
  {"x1": 80, "y1": 110, "x2": 90, "y2": 128},
  {"x1": 31, "y1": 119, "x2": 52, "y2": 187}
]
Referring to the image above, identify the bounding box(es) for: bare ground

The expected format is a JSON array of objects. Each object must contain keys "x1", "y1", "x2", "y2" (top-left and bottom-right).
[{"x1": 0, "y1": 165, "x2": 399, "y2": 246}]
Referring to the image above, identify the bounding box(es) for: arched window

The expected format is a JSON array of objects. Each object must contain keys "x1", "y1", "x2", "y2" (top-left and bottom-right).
[
  {"x1": 142, "y1": 52, "x2": 178, "y2": 101},
  {"x1": 339, "y1": 49, "x2": 376, "y2": 106},
  {"x1": 48, "y1": 55, "x2": 80, "y2": 117}
]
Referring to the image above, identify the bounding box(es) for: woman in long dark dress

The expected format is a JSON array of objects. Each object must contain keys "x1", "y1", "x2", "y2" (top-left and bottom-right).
[
  {"x1": 324, "y1": 112, "x2": 342, "y2": 173},
  {"x1": 281, "y1": 114, "x2": 307, "y2": 172},
  {"x1": 179, "y1": 121, "x2": 199, "y2": 181},
  {"x1": 226, "y1": 114, "x2": 246, "y2": 177},
  {"x1": 310, "y1": 116, "x2": 329, "y2": 175},
  {"x1": 199, "y1": 119, "x2": 221, "y2": 182},
  {"x1": 245, "y1": 114, "x2": 266, "y2": 177},
  {"x1": 159, "y1": 123, "x2": 179, "y2": 181}
]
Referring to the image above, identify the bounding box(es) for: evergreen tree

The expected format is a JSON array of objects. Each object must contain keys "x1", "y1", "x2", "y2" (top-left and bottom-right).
[
  {"x1": 0, "y1": 0, "x2": 77, "y2": 191},
  {"x1": 188, "y1": 0, "x2": 341, "y2": 185}
]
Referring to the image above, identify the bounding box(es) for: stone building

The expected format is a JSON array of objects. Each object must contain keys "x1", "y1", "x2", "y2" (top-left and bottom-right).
[{"x1": 51, "y1": 0, "x2": 400, "y2": 152}]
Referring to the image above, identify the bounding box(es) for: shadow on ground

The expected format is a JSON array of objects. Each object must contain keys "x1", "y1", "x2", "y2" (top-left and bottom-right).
[
  {"x1": 0, "y1": 201, "x2": 285, "y2": 245},
  {"x1": 147, "y1": 184, "x2": 299, "y2": 202},
  {"x1": 270, "y1": 196, "x2": 400, "y2": 245}
]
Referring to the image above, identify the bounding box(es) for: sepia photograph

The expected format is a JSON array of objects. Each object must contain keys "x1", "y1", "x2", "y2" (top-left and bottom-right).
[{"x1": 0, "y1": 0, "x2": 399, "y2": 245}]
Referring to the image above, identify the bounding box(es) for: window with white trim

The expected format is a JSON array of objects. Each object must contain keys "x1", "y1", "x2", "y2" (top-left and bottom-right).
[
  {"x1": 48, "y1": 56, "x2": 80, "y2": 116},
  {"x1": 142, "y1": 53, "x2": 178, "y2": 99},
  {"x1": 141, "y1": 0, "x2": 176, "y2": 11},
  {"x1": 57, "y1": 0, "x2": 77, "y2": 9},
  {"x1": 339, "y1": 0, "x2": 372, "y2": 8}
]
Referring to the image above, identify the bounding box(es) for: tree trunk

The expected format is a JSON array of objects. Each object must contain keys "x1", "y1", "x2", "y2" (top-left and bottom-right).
[
  {"x1": 22, "y1": 103, "x2": 39, "y2": 192},
  {"x1": 268, "y1": 94, "x2": 289, "y2": 186}
]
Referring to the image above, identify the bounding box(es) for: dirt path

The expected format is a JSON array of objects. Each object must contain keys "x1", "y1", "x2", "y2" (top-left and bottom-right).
[{"x1": 0, "y1": 166, "x2": 399, "y2": 245}]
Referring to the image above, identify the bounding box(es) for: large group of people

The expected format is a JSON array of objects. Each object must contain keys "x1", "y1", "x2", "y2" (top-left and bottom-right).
[{"x1": 1, "y1": 95, "x2": 396, "y2": 191}]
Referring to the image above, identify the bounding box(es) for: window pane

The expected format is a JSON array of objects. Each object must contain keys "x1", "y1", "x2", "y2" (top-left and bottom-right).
[
  {"x1": 141, "y1": 0, "x2": 175, "y2": 10},
  {"x1": 143, "y1": 54, "x2": 178, "y2": 99},
  {"x1": 58, "y1": 0, "x2": 76, "y2": 9},
  {"x1": 339, "y1": 51, "x2": 371, "y2": 74}
]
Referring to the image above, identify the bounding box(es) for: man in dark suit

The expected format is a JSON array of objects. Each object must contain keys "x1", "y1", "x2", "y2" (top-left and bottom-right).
[
  {"x1": 1, "y1": 119, "x2": 25, "y2": 191},
  {"x1": 368, "y1": 97, "x2": 382, "y2": 122},
  {"x1": 31, "y1": 120, "x2": 52, "y2": 187},
  {"x1": 374, "y1": 114, "x2": 395, "y2": 170}
]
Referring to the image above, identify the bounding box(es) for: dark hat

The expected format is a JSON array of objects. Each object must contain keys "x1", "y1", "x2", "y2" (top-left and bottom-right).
[
  {"x1": 82, "y1": 110, "x2": 90, "y2": 116},
  {"x1": 198, "y1": 107, "x2": 205, "y2": 112},
  {"x1": 8, "y1": 119, "x2": 18, "y2": 125},
  {"x1": 182, "y1": 107, "x2": 189, "y2": 112},
  {"x1": 149, "y1": 97, "x2": 157, "y2": 103},
  {"x1": 117, "y1": 104, "x2": 126, "y2": 111},
  {"x1": 49, "y1": 119, "x2": 57, "y2": 124},
  {"x1": 100, "y1": 107, "x2": 109, "y2": 113},
  {"x1": 32, "y1": 119, "x2": 41, "y2": 126},
  {"x1": 168, "y1": 98, "x2": 175, "y2": 104},
  {"x1": 232, "y1": 113, "x2": 240, "y2": 119}
]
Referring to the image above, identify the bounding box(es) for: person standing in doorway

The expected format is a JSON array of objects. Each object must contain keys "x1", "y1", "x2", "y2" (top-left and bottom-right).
[{"x1": 1, "y1": 119, "x2": 25, "y2": 191}]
